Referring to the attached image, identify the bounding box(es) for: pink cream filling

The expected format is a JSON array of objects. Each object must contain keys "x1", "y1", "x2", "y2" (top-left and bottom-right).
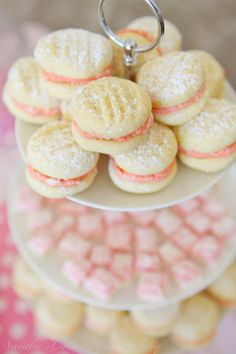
[
  {"x1": 28, "y1": 165, "x2": 97, "y2": 188},
  {"x1": 179, "y1": 141, "x2": 236, "y2": 159},
  {"x1": 112, "y1": 159, "x2": 176, "y2": 183},
  {"x1": 10, "y1": 95, "x2": 60, "y2": 117},
  {"x1": 152, "y1": 81, "x2": 206, "y2": 115},
  {"x1": 43, "y1": 66, "x2": 111, "y2": 85},
  {"x1": 117, "y1": 28, "x2": 162, "y2": 55},
  {"x1": 73, "y1": 114, "x2": 154, "y2": 142}
]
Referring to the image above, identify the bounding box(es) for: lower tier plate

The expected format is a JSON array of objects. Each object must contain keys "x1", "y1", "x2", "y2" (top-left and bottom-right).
[
  {"x1": 15, "y1": 80, "x2": 236, "y2": 212},
  {"x1": 7, "y1": 164, "x2": 236, "y2": 311}
]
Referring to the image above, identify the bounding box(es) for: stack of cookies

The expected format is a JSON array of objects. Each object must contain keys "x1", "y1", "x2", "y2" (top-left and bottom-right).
[
  {"x1": 12, "y1": 256, "x2": 236, "y2": 352},
  {"x1": 3, "y1": 19, "x2": 236, "y2": 199}
]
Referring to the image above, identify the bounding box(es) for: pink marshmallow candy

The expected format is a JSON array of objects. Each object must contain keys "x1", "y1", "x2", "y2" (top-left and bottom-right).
[
  {"x1": 203, "y1": 199, "x2": 226, "y2": 219},
  {"x1": 77, "y1": 212, "x2": 104, "y2": 238},
  {"x1": 211, "y1": 217, "x2": 236, "y2": 240},
  {"x1": 155, "y1": 210, "x2": 183, "y2": 235},
  {"x1": 192, "y1": 236, "x2": 221, "y2": 265},
  {"x1": 159, "y1": 242, "x2": 185, "y2": 265},
  {"x1": 28, "y1": 208, "x2": 54, "y2": 230},
  {"x1": 174, "y1": 198, "x2": 201, "y2": 216},
  {"x1": 111, "y1": 253, "x2": 134, "y2": 280},
  {"x1": 90, "y1": 245, "x2": 113, "y2": 267},
  {"x1": 106, "y1": 224, "x2": 133, "y2": 251},
  {"x1": 137, "y1": 272, "x2": 169, "y2": 301},
  {"x1": 84, "y1": 268, "x2": 120, "y2": 300},
  {"x1": 135, "y1": 253, "x2": 161, "y2": 272},
  {"x1": 51, "y1": 215, "x2": 75, "y2": 237},
  {"x1": 129, "y1": 211, "x2": 157, "y2": 226},
  {"x1": 63, "y1": 259, "x2": 91, "y2": 287},
  {"x1": 186, "y1": 211, "x2": 211, "y2": 234},
  {"x1": 173, "y1": 227, "x2": 198, "y2": 252},
  {"x1": 171, "y1": 260, "x2": 201, "y2": 289},
  {"x1": 135, "y1": 226, "x2": 161, "y2": 253},
  {"x1": 59, "y1": 233, "x2": 92, "y2": 257},
  {"x1": 28, "y1": 234, "x2": 53, "y2": 257},
  {"x1": 102, "y1": 211, "x2": 128, "y2": 225}
]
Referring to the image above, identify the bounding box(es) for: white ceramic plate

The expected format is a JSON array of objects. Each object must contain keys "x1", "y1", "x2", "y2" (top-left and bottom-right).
[
  {"x1": 8, "y1": 165, "x2": 236, "y2": 311},
  {"x1": 15, "y1": 81, "x2": 236, "y2": 212}
]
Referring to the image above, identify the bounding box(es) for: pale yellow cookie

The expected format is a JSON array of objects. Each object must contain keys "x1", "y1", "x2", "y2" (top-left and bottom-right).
[
  {"x1": 171, "y1": 294, "x2": 220, "y2": 349},
  {"x1": 85, "y1": 305, "x2": 125, "y2": 336},
  {"x1": 71, "y1": 77, "x2": 153, "y2": 155},
  {"x1": 12, "y1": 257, "x2": 43, "y2": 300},
  {"x1": 26, "y1": 121, "x2": 99, "y2": 198},
  {"x1": 131, "y1": 304, "x2": 179, "y2": 338},
  {"x1": 189, "y1": 50, "x2": 225, "y2": 98},
  {"x1": 34, "y1": 29, "x2": 112, "y2": 100},
  {"x1": 109, "y1": 122, "x2": 178, "y2": 193},
  {"x1": 137, "y1": 52, "x2": 209, "y2": 126},
  {"x1": 175, "y1": 99, "x2": 236, "y2": 172},
  {"x1": 34, "y1": 295, "x2": 84, "y2": 338},
  {"x1": 3, "y1": 57, "x2": 60, "y2": 124},
  {"x1": 111, "y1": 316, "x2": 159, "y2": 354},
  {"x1": 207, "y1": 261, "x2": 236, "y2": 307},
  {"x1": 127, "y1": 17, "x2": 183, "y2": 54}
]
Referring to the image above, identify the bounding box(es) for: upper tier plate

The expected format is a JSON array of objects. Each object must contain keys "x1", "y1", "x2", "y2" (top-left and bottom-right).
[{"x1": 16, "y1": 80, "x2": 236, "y2": 211}]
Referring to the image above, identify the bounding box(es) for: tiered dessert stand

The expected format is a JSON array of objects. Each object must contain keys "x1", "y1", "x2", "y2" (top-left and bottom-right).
[{"x1": 7, "y1": 0, "x2": 236, "y2": 353}]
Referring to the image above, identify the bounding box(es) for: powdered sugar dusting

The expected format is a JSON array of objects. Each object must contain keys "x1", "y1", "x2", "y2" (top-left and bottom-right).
[
  {"x1": 35, "y1": 29, "x2": 112, "y2": 76},
  {"x1": 7, "y1": 57, "x2": 58, "y2": 108},
  {"x1": 138, "y1": 52, "x2": 204, "y2": 105},
  {"x1": 70, "y1": 77, "x2": 151, "y2": 138},
  {"x1": 114, "y1": 123, "x2": 178, "y2": 173},
  {"x1": 27, "y1": 121, "x2": 98, "y2": 178},
  {"x1": 179, "y1": 99, "x2": 236, "y2": 138}
]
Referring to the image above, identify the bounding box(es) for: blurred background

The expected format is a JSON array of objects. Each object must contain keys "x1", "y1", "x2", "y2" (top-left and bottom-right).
[{"x1": 0, "y1": 0, "x2": 235, "y2": 85}]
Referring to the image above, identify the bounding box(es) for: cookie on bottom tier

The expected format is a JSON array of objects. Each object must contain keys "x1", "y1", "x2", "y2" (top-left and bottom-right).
[
  {"x1": 111, "y1": 316, "x2": 159, "y2": 354},
  {"x1": 207, "y1": 261, "x2": 236, "y2": 307},
  {"x1": 85, "y1": 305, "x2": 125, "y2": 336},
  {"x1": 34, "y1": 295, "x2": 84, "y2": 339},
  {"x1": 12, "y1": 257, "x2": 43, "y2": 300},
  {"x1": 26, "y1": 121, "x2": 99, "y2": 198},
  {"x1": 130, "y1": 304, "x2": 180, "y2": 338},
  {"x1": 170, "y1": 294, "x2": 220, "y2": 349}
]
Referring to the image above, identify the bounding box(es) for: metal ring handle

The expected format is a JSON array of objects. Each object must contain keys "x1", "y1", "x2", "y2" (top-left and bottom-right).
[{"x1": 98, "y1": 0, "x2": 165, "y2": 54}]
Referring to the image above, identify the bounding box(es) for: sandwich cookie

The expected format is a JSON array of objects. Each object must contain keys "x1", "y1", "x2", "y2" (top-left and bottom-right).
[
  {"x1": 71, "y1": 77, "x2": 153, "y2": 155},
  {"x1": 85, "y1": 305, "x2": 125, "y2": 336},
  {"x1": 12, "y1": 257, "x2": 43, "y2": 300},
  {"x1": 26, "y1": 121, "x2": 99, "y2": 198},
  {"x1": 109, "y1": 122, "x2": 178, "y2": 193},
  {"x1": 171, "y1": 294, "x2": 220, "y2": 349},
  {"x1": 131, "y1": 304, "x2": 179, "y2": 338},
  {"x1": 3, "y1": 57, "x2": 60, "y2": 124},
  {"x1": 110, "y1": 316, "x2": 159, "y2": 354},
  {"x1": 175, "y1": 99, "x2": 236, "y2": 172},
  {"x1": 127, "y1": 17, "x2": 183, "y2": 54},
  {"x1": 207, "y1": 261, "x2": 236, "y2": 307},
  {"x1": 189, "y1": 50, "x2": 225, "y2": 98},
  {"x1": 34, "y1": 295, "x2": 84, "y2": 338},
  {"x1": 137, "y1": 52, "x2": 209, "y2": 126},
  {"x1": 34, "y1": 29, "x2": 112, "y2": 100}
]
